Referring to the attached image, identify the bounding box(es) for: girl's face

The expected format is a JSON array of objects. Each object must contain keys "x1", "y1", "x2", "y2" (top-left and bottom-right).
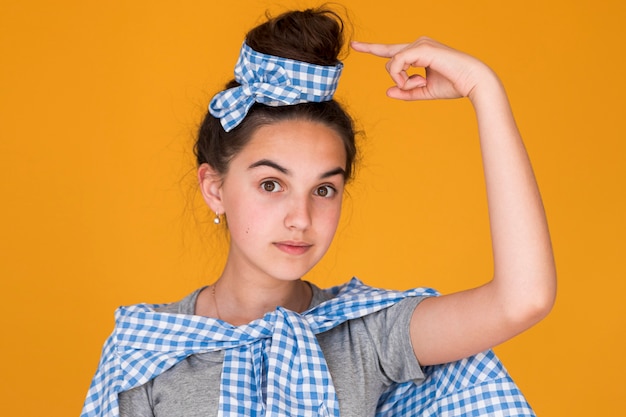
[{"x1": 207, "y1": 119, "x2": 347, "y2": 284}]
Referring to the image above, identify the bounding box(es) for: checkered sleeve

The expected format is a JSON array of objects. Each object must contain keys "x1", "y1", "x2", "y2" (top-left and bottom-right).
[
  {"x1": 376, "y1": 350, "x2": 536, "y2": 416},
  {"x1": 80, "y1": 332, "x2": 123, "y2": 417}
]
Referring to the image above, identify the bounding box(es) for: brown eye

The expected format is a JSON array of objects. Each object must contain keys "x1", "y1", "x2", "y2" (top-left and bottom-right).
[
  {"x1": 314, "y1": 185, "x2": 336, "y2": 198},
  {"x1": 261, "y1": 180, "x2": 282, "y2": 193}
]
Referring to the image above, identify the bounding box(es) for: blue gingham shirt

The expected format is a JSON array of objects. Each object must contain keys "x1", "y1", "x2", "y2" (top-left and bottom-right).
[{"x1": 81, "y1": 278, "x2": 536, "y2": 416}]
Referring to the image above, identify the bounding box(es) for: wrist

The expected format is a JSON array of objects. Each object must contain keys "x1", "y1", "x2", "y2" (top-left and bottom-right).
[{"x1": 467, "y1": 68, "x2": 507, "y2": 109}]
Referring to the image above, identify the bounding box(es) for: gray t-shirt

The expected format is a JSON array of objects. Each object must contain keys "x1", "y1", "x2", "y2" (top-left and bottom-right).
[{"x1": 119, "y1": 283, "x2": 426, "y2": 417}]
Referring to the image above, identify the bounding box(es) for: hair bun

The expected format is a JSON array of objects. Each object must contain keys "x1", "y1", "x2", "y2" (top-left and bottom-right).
[{"x1": 246, "y1": 8, "x2": 345, "y2": 66}]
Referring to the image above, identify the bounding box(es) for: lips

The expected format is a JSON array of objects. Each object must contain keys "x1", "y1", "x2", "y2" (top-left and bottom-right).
[{"x1": 273, "y1": 241, "x2": 313, "y2": 255}]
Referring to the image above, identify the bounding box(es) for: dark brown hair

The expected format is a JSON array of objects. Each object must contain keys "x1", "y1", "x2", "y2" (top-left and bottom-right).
[{"x1": 194, "y1": 7, "x2": 357, "y2": 181}]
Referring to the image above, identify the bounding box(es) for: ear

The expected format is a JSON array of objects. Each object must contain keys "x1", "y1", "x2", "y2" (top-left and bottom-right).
[{"x1": 198, "y1": 163, "x2": 225, "y2": 214}]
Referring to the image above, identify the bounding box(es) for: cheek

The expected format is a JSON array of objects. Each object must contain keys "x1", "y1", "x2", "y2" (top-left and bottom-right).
[
  {"x1": 225, "y1": 198, "x2": 276, "y2": 238},
  {"x1": 317, "y1": 202, "x2": 343, "y2": 236}
]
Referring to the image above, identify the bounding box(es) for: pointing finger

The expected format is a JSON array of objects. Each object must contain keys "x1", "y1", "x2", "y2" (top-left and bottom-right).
[{"x1": 351, "y1": 41, "x2": 409, "y2": 58}]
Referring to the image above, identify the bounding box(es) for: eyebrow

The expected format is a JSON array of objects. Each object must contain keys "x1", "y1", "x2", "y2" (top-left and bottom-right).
[
  {"x1": 248, "y1": 159, "x2": 346, "y2": 179},
  {"x1": 248, "y1": 159, "x2": 289, "y2": 174},
  {"x1": 320, "y1": 167, "x2": 347, "y2": 179}
]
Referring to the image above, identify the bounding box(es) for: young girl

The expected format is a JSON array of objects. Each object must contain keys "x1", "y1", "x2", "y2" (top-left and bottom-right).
[{"x1": 82, "y1": 7, "x2": 556, "y2": 417}]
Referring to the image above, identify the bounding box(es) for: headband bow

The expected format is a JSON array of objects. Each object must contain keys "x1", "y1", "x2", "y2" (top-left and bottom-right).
[{"x1": 209, "y1": 42, "x2": 343, "y2": 132}]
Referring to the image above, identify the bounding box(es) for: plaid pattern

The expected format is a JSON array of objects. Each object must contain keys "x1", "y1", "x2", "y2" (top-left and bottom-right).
[
  {"x1": 81, "y1": 278, "x2": 536, "y2": 417},
  {"x1": 209, "y1": 42, "x2": 343, "y2": 132},
  {"x1": 377, "y1": 351, "x2": 534, "y2": 416}
]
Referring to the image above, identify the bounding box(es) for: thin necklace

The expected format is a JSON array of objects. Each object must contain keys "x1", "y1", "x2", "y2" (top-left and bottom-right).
[
  {"x1": 211, "y1": 283, "x2": 222, "y2": 320},
  {"x1": 211, "y1": 281, "x2": 311, "y2": 320}
]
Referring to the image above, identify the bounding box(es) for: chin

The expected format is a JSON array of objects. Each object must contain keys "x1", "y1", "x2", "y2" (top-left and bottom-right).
[{"x1": 268, "y1": 265, "x2": 316, "y2": 282}]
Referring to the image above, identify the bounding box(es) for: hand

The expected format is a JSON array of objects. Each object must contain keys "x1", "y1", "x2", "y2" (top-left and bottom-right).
[{"x1": 351, "y1": 37, "x2": 496, "y2": 102}]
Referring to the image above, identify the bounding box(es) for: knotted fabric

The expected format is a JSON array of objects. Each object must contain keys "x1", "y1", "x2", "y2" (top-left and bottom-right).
[
  {"x1": 80, "y1": 278, "x2": 536, "y2": 417},
  {"x1": 209, "y1": 42, "x2": 343, "y2": 132}
]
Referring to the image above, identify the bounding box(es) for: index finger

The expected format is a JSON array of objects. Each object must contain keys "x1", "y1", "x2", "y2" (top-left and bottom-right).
[{"x1": 350, "y1": 41, "x2": 409, "y2": 58}]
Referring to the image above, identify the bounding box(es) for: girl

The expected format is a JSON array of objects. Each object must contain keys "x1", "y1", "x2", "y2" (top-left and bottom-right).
[{"x1": 82, "y1": 7, "x2": 556, "y2": 417}]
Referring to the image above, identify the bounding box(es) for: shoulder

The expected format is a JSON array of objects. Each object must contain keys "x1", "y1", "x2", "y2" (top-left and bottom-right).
[
  {"x1": 120, "y1": 287, "x2": 207, "y2": 315},
  {"x1": 312, "y1": 281, "x2": 428, "y2": 385},
  {"x1": 308, "y1": 277, "x2": 437, "y2": 316},
  {"x1": 309, "y1": 278, "x2": 433, "y2": 358}
]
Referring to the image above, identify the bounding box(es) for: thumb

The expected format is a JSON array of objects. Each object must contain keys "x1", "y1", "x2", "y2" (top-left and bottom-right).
[{"x1": 386, "y1": 85, "x2": 431, "y2": 101}]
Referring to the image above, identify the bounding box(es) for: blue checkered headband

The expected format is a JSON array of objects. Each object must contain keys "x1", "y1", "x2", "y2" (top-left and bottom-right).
[
  {"x1": 209, "y1": 42, "x2": 344, "y2": 132},
  {"x1": 81, "y1": 278, "x2": 536, "y2": 417}
]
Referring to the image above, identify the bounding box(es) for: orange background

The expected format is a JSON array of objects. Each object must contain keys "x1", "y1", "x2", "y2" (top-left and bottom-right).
[{"x1": 1, "y1": 0, "x2": 625, "y2": 415}]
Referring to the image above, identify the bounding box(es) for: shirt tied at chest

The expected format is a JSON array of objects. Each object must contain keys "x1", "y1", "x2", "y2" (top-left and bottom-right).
[{"x1": 80, "y1": 278, "x2": 535, "y2": 417}]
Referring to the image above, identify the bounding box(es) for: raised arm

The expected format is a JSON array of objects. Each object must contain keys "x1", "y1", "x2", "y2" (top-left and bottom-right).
[{"x1": 352, "y1": 38, "x2": 556, "y2": 365}]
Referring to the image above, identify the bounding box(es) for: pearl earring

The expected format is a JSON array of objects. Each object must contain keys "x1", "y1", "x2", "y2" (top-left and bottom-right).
[{"x1": 213, "y1": 212, "x2": 221, "y2": 225}]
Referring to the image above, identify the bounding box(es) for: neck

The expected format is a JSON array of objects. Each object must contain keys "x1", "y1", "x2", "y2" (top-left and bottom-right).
[{"x1": 197, "y1": 267, "x2": 312, "y2": 326}]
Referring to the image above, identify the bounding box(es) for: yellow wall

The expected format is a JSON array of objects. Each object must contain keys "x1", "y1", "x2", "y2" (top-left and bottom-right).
[{"x1": 1, "y1": 0, "x2": 624, "y2": 415}]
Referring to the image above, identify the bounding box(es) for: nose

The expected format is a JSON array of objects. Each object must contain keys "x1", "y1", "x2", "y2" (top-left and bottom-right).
[{"x1": 284, "y1": 194, "x2": 312, "y2": 231}]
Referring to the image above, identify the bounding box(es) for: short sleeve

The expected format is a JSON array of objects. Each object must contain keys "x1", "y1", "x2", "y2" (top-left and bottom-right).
[{"x1": 362, "y1": 296, "x2": 427, "y2": 383}]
